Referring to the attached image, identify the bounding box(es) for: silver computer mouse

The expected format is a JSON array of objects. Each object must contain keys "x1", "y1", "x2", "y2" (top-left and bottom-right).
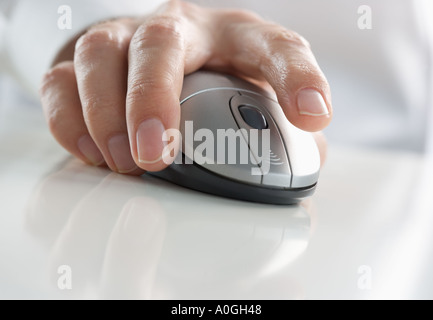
[{"x1": 150, "y1": 71, "x2": 320, "y2": 205}]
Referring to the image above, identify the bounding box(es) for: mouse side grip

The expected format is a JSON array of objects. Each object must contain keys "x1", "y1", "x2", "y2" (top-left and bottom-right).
[{"x1": 149, "y1": 154, "x2": 316, "y2": 205}]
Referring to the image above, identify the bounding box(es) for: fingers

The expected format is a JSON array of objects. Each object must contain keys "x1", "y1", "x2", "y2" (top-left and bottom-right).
[
  {"x1": 101, "y1": 197, "x2": 166, "y2": 299},
  {"x1": 40, "y1": 62, "x2": 105, "y2": 167},
  {"x1": 41, "y1": 1, "x2": 332, "y2": 176},
  {"x1": 25, "y1": 161, "x2": 109, "y2": 245},
  {"x1": 207, "y1": 10, "x2": 333, "y2": 132},
  {"x1": 48, "y1": 173, "x2": 146, "y2": 293},
  {"x1": 126, "y1": 1, "x2": 211, "y2": 172},
  {"x1": 74, "y1": 20, "x2": 144, "y2": 175}
]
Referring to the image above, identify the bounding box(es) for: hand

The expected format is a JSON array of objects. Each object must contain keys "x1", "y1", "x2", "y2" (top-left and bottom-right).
[{"x1": 40, "y1": 0, "x2": 332, "y2": 175}]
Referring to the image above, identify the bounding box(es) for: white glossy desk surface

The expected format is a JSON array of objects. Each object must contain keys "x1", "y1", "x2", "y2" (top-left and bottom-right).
[{"x1": 1, "y1": 77, "x2": 433, "y2": 300}]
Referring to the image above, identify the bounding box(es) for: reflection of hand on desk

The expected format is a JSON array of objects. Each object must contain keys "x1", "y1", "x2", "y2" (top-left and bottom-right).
[
  {"x1": 1, "y1": 79, "x2": 433, "y2": 299},
  {"x1": 25, "y1": 159, "x2": 311, "y2": 299}
]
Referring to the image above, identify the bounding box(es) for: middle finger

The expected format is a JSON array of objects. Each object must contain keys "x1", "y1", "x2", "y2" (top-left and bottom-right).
[{"x1": 74, "y1": 19, "x2": 144, "y2": 175}]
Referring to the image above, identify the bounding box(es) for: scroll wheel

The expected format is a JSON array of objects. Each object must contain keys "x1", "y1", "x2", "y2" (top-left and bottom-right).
[{"x1": 238, "y1": 105, "x2": 268, "y2": 130}]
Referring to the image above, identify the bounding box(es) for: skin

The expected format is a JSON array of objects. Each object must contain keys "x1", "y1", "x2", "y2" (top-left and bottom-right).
[{"x1": 40, "y1": 0, "x2": 332, "y2": 175}]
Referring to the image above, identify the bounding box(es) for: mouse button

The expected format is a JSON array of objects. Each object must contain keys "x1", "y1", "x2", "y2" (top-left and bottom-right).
[
  {"x1": 180, "y1": 90, "x2": 263, "y2": 185},
  {"x1": 240, "y1": 93, "x2": 320, "y2": 188},
  {"x1": 231, "y1": 94, "x2": 293, "y2": 188},
  {"x1": 181, "y1": 71, "x2": 273, "y2": 102},
  {"x1": 180, "y1": 89, "x2": 236, "y2": 123},
  {"x1": 181, "y1": 72, "x2": 233, "y2": 101},
  {"x1": 230, "y1": 95, "x2": 268, "y2": 130},
  {"x1": 279, "y1": 124, "x2": 320, "y2": 188},
  {"x1": 180, "y1": 89, "x2": 238, "y2": 162},
  {"x1": 238, "y1": 105, "x2": 268, "y2": 130}
]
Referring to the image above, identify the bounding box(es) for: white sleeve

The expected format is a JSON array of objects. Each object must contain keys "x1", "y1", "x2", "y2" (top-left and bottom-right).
[
  {"x1": 0, "y1": 12, "x2": 6, "y2": 72},
  {"x1": 4, "y1": 0, "x2": 167, "y2": 97}
]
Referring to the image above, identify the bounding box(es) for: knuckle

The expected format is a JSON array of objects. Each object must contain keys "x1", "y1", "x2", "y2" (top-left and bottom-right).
[
  {"x1": 127, "y1": 83, "x2": 146, "y2": 105},
  {"x1": 75, "y1": 29, "x2": 123, "y2": 60},
  {"x1": 133, "y1": 15, "x2": 184, "y2": 47},
  {"x1": 224, "y1": 8, "x2": 263, "y2": 23},
  {"x1": 288, "y1": 61, "x2": 328, "y2": 88},
  {"x1": 290, "y1": 61, "x2": 318, "y2": 76},
  {"x1": 40, "y1": 64, "x2": 73, "y2": 96},
  {"x1": 44, "y1": 106, "x2": 61, "y2": 136},
  {"x1": 44, "y1": 104, "x2": 59, "y2": 136},
  {"x1": 42, "y1": 99, "x2": 67, "y2": 139},
  {"x1": 261, "y1": 24, "x2": 310, "y2": 48},
  {"x1": 127, "y1": 75, "x2": 174, "y2": 107},
  {"x1": 39, "y1": 64, "x2": 76, "y2": 138},
  {"x1": 81, "y1": 94, "x2": 110, "y2": 121}
]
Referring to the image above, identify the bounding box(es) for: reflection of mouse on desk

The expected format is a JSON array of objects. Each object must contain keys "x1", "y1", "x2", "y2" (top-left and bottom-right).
[{"x1": 150, "y1": 71, "x2": 320, "y2": 205}]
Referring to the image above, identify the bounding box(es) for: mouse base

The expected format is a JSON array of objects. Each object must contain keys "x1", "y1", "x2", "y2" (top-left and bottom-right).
[{"x1": 148, "y1": 155, "x2": 317, "y2": 205}]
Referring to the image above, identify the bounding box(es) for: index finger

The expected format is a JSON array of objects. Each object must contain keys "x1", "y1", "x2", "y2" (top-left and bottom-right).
[{"x1": 208, "y1": 10, "x2": 333, "y2": 132}]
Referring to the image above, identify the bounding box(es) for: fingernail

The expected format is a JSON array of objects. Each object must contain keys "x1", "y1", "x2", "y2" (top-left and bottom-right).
[
  {"x1": 297, "y1": 89, "x2": 329, "y2": 117},
  {"x1": 108, "y1": 134, "x2": 138, "y2": 174},
  {"x1": 78, "y1": 134, "x2": 104, "y2": 166},
  {"x1": 136, "y1": 118, "x2": 167, "y2": 165}
]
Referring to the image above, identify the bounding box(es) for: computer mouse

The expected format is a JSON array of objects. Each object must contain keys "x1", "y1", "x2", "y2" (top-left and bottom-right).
[{"x1": 149, "y1": 71, "x2": 321, "y2": 205}]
